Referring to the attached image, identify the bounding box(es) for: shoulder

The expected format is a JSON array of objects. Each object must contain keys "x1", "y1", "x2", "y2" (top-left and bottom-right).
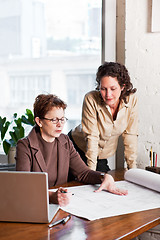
[
  {"x1": 85, "y1": 90, "x2": 100, "y2": 100},
  {"x1": 126, "y1": 93, "x2": 138, "y2": 107},
  {"x1": 16, "y1": 136, "x2": 30, "y2": 153},
  {"x1": 17, "y1": 126, "x2": 38, "y2": 149},
  {"x1": 57, "y1": 133, "x2": 69, "y2": 141},
  {"x1": 17, "y1": 134, "x2": 30, "y2": 146},
  {"x1": 84, "y1": 90, "x2": 102, "y2": 106},
  {"x1": 57, "y1": 134, "x2": 77, "y2": 155},
  {"x1": 57, "y1": 134, "x2": 73, "y2": 147}
]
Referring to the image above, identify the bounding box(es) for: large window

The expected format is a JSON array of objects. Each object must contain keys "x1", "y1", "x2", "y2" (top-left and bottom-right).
[
  {"x1": 10, "y1": 74, "x2": 51, "y2": 106},
  {"x1": 0, "y1": 0, "x2": 102, "y2": 153}
]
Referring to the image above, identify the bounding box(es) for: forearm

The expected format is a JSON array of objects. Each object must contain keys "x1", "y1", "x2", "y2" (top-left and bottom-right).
[
  {"x1": 76, "y1": 167, "x2": 102, "y2": 185},
  {"x1": 85, "y1": 136, "x2": 99, "y2": 170},
  {"x1": 123, "y1": 134, "x2": 138, "y2": 169}
]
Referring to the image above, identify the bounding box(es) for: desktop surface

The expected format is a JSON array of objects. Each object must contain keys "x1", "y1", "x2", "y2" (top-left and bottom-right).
[{"x1": 0, "y1": 169, "x2": 159, "y2": 240}]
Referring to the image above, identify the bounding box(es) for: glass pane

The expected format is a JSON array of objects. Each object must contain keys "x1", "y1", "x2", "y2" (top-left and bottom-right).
[{"x1": 0, "y1": 0, "x2": 102, "y2": 153}]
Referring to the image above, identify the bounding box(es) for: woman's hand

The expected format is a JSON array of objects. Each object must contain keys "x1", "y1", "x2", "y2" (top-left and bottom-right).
[
  {"x1": 57, "y1": 187, "x2": 72, "y2": 206},
  {"x1": 95, "y1": 174, "x2": 128, "y2": 196},
  {"x1": 50, "y1": 187, "x2": 72, "y2": 207},
  {"x1": 49, "y1": 187, "x2": 72, "y2": 206}
]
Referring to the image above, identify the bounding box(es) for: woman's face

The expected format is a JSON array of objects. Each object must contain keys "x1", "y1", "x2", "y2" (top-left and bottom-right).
[
  {"x1": 36, "y1": 107, "x2": 65, "y2": 142},
  {"x1": 100, "y1": 76, "x2": 124, "y2": 108}
]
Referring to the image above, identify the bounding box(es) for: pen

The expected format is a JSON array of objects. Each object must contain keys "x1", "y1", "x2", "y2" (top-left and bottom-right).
[
  {"x1": 61, "y1": 190, "x2": 74, "y2": 195},
  {"x1": 48, "y1": 215, "x2": 71, "y2": 228},
  {"x1": 150, "y1": 147, "x2": 153, "y2": 167},
  {"x1": 153, "y1": 152, "x2": 156, "y2": 167},
  {"x1": 155, "y1": 153, "x2": 158, "y2": 167}
]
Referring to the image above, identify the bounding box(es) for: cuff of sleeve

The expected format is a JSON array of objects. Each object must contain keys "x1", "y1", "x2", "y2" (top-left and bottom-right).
[
  {"x1": 100, "y1": 173, "x2": 105, "y2": 182},
  {"x1": 127, "y1": 162, "x2": 137, "y2": 169}
]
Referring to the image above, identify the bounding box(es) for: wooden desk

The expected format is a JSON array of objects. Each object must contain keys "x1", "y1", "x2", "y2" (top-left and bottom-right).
[{"x1": 0, "y1": 169, "x2": 159, "y2": 240}]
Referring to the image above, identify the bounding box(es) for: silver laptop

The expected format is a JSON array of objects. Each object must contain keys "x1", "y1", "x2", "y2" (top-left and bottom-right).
[{"x1": 0, "y1": 171, "x2": 59, "y2": 223}]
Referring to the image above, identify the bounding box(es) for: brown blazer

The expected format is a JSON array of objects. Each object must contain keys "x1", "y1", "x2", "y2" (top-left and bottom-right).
[{"x1": 16, "y1": 126, "x2": 102, "y2": 187}]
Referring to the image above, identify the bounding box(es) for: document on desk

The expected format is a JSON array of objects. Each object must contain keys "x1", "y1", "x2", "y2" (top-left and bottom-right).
[{"x1": 49, "y1": 169, "x2": 160, "y2": 220}]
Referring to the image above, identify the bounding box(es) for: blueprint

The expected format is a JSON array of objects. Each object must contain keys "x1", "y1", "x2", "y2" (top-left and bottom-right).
[{"x1": 49, "y1": 169, "x2": 160, "y2": 221}]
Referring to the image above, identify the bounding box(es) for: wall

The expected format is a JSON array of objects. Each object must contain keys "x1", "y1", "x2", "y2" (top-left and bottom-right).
[
  {"x1": 117, "y1": 0, "x2": 160, "y2": 169},
  {"x1": 116, "y1": 1, "x2": 160, "y2": 237}
]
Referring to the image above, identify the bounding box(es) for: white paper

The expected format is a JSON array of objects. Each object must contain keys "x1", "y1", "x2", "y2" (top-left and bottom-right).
[
  {"x1": 124, "y1": 168, "x2": 160, "y2": 192},
  {"x1": 152, "y1": 0, "x2": 160, "y2": 32},
  {"x1": 49, "y1": 169, "x2": 160, "y2": 221}
]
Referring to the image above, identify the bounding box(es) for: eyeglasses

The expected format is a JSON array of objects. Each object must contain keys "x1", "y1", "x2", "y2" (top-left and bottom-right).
[{"x1": 42, "y1": 117, "x2": 68, "y2": 124}]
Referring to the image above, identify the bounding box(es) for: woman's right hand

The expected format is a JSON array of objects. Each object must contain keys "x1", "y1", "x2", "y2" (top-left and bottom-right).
[
  {"x1": 57, "y1": 187, "x2": 72, "y2": 206},
  {"x1": 49, "y1": 187, "x2": 72, "y2": 206}
]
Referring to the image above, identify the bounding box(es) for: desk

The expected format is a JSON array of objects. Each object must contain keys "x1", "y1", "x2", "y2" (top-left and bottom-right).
[{"x1": 0, "y1": 169, "x2": 159, "y2": 240}]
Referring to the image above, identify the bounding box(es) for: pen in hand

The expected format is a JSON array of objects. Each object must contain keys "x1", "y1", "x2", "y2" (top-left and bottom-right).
[
  {"x1": 58, "y1": 188, "x2": 74, "y2": 207},
  {"x1": 48, "y1": 214, "x2": 71, "y2": 228},
  {"x1": 61, "y1": 190, "x2": 74, "y2": 195}
]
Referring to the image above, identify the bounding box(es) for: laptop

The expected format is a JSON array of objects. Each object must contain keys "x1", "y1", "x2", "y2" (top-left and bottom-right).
[{"x1": 0, "y1": 171, "x2": 59, "y2": 223}]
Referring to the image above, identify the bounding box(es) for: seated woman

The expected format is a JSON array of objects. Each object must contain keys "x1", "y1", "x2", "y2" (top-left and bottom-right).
[{"x1": 16, "y1": 94, "x2": 127, "y2": 207}]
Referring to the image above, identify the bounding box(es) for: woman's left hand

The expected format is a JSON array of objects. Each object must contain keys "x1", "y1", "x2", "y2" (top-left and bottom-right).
[{"x1": 95, "y1": 174, "x2": 128, "y2": 196}]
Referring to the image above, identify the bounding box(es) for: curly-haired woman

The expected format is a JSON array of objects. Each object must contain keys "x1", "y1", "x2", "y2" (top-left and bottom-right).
[{"x1": 68, "y1": 62, "x2": 138, "y2": 172}]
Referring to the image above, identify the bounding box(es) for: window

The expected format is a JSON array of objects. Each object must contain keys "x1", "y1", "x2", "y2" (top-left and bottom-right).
[
  {"x1": 0, "y1": 0, "x2": 101, "y2": 120},
  {"x1": 66, "y1": 74, "x2": 95, "y2": 106},
  {"x1": 10, "y1": 74, "x2": 51, "y2": 106},
  {"x1": 0, "y1": 0, "x2": 102, "y2": 154},
  {"x1": 0, "y1": 0, "x2": 118, "y2": 163}
]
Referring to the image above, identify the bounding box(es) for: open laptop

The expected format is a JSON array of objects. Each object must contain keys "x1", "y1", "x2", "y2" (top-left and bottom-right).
[{"x1": 0, "y1": 171, "x2": 59, "y2": 223}]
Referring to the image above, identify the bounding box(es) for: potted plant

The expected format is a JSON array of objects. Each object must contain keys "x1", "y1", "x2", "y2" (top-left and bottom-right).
[{"x1": 0, "y1": 109, "x2": 34, "y2": 163}]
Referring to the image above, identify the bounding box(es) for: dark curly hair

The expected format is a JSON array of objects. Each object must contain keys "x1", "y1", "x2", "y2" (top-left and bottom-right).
[{"x1": 96, "y1": 62, "x2": 136, "y2": 103}]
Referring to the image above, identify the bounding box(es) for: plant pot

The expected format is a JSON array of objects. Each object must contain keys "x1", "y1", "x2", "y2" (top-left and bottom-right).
[{"x1": 8, "y1": 147, "x2": 16, "y2": 164}]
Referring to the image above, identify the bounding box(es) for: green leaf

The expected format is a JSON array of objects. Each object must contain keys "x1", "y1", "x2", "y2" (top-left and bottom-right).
[
  {"x1": 15, "y1": 126, "x2": 25, "y2": 139},
  {"x1": 3, "y1": 140, "x2": 11, "y2": 155},
  {"x1": 9, "y1": 125, "x2": 24, "y2": 145},
  {"x1": 0, "y1": 117, "x2": 11, "y2": 140},
  {"x1": 9, "y1": 131, "x2": 17, "y2": 146},
  {"x1": 13, "y1": 113, "x2": 17, "y2": 119},
  {"x1": 21, "y1": 109, "x2": 34, "y2": 126},
  {"x1": 0, "y1": 117, "x2": 6, "y2": 131},
  {"x1": 14, "y1": 118, "x2": 23, "y2": 128},
  {"x1": 1, "y1": 121, "x2": 10, "y2": 140}
]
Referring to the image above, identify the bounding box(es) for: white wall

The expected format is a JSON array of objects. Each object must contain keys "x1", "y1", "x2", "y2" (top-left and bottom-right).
[{"x1": 117, "y1": 0, "x2": 160, "y2": 169}]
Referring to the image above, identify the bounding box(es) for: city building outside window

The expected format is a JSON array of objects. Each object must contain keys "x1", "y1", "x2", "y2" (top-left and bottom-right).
[{"x1": 0, "y1": 0, "x2": 102, "y2": 153}]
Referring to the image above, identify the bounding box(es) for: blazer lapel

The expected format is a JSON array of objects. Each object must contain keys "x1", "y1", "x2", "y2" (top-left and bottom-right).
[
  {"x1": 34, "y1": 148, "x2": 47, "y2": 172},
  {"x1": 28, "y1": 127, "x2": 47, "y2": 172}
]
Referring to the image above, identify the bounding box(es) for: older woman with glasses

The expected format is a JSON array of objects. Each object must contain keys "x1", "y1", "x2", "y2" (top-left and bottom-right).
[{"x1": 16, "y1": 94, "x2": 127, "y2": 206}]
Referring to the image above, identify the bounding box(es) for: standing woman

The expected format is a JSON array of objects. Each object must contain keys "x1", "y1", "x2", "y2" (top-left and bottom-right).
[
  {"x1": 69, "y1": 62, "x2": 138, "y2": 172},
  {"x1": 16, "y1": 94, "x2": 128, "y2": 206}
]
